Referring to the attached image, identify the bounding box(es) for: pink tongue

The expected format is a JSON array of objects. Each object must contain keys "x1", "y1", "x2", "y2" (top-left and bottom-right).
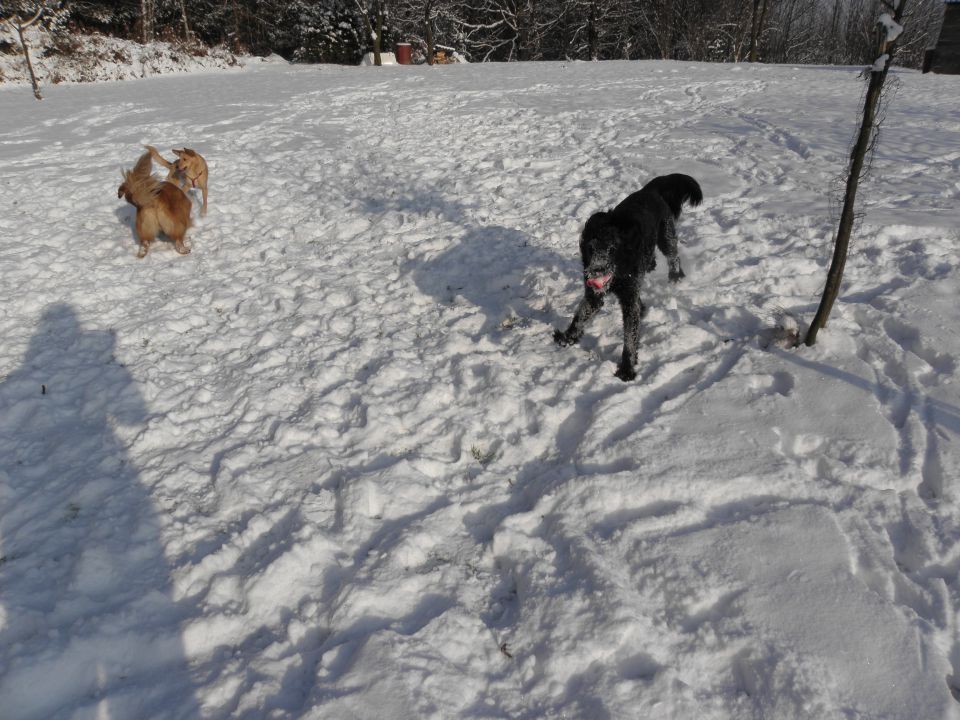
[{"x1": 587, "y1": 274, "x2": 612, "y2": 290}]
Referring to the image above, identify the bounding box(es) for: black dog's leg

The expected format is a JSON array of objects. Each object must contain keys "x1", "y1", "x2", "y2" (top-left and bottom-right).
[
  {"x1": 658, "y1": 218, "x2": 685, "y2": 282},
  {"x1": 554, "y1": 292, "x2": 604, "y2": 347},
  {"x1": 615, "y1": 289, "x2": 643, "y2": 381}
]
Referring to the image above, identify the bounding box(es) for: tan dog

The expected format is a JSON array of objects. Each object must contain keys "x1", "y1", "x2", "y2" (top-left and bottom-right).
[
  {"x1": 118, "y1": 151, "x2": 192, "y2": 258},
  {"x1": 145, "y1": 145, "x2": 209, "y2": 215}
]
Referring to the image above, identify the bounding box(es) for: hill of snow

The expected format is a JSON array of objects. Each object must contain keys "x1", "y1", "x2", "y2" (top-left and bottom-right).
[{"x1": 1, "y1": 59, "x2": 959, "y2": 719}]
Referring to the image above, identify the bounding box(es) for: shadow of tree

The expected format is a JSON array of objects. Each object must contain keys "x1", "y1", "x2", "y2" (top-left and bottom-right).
[
  {"x1": 0, "y1": 304, "x2": 199, "y2": 719},
  {"x1": 771, "y1": 345, "x2": 960, "y2": 500}
]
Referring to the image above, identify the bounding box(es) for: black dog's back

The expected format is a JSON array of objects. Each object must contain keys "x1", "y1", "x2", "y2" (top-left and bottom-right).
[
  {"x1": 555, "y1": 172, "x2": 702, "y2": 381},
  {"x1": 613, "y1": 173, "x2": 703, "y2": 221}
]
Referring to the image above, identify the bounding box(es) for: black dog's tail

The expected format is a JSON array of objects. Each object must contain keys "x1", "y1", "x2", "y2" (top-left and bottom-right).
[{"x1": 644, "y1": 174, "x2": 703, "y2": 219}]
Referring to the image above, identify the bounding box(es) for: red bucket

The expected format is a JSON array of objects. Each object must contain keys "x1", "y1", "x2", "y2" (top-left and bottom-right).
[{"x1": 395, "y1": 43, "x2": 412, "y2": 65}]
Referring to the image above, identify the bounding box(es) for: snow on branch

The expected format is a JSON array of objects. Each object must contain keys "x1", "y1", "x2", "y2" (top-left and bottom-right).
[{"x1": 878, "y1": 13, "x2": 904, "y2": 43}]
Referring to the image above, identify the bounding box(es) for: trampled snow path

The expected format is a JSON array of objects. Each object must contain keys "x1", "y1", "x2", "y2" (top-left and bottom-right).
[{"x1": 1, "y1": 60, "x2": 960, "y2": 719}]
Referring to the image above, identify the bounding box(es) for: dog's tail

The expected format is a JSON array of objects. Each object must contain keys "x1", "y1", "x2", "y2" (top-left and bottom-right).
[
  {"x1": 144, "y1": 144, "x2": 175, "y2": 171},
  {"x1": 646, "y1": 174, "x2": 703, "y2": 219},
  {"x1": 120, "y1": 151, "x2": 164, "y2": 208}
]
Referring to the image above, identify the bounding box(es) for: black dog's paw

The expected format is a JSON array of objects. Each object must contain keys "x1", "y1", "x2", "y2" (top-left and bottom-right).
[
  {"x1": 615, "y1": 364, "x2": 637, "y2": 382},
  {"x1": 669, "y1": 268, "x2": 686, "y2": 283},
  {"x1": 554, "y1": 328, "x2": 577, "y2": 347}
]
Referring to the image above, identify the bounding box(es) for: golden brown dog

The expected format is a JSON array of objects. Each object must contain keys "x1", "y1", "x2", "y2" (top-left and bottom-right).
[
  {"x1": 118, "y1": 151, "x2": 192, "y2": 258},
  {"x1": 145, "y1": 145, "x2": 209, "y2": 215}
]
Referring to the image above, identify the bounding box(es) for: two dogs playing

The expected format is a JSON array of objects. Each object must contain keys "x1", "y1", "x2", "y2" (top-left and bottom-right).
[
  {"x1": 117, "y1": 146, "x2": 208, "y2": 258},
  {"x1": 555, "y1": 173, "x2": 702, "y2": 381}
]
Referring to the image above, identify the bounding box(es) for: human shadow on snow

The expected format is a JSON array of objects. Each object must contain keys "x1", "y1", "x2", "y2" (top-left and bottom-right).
[{"x1": 0, "y1": 304, "x2": 199, "y2": 720}]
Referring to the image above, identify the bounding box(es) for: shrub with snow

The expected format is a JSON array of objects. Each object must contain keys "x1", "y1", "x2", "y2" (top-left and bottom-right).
[{"x1": 0, "y1": 26, "x2": 241, "y2": 85}]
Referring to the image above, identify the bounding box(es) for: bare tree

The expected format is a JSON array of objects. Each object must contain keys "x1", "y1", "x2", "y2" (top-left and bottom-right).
[
  {"x1": 805, "y1": 0, "x2": 908, "y2": 346},
  {"x1": 3, "y1": 4, "x2": 43, "y2": 100},
  {"x1": 708, "y1": 0, "x2": 754, "y2": 61},
  {"x1": 558, "y1": 0, "x2": 627, "y2": 60},
  {"x1": 453, "y1": 0, "x2": 557, "y2": 61},
  {"x1": 640, "y1": 0, "x2": 680, "y2": 59},
  {"x1": 748, "y1": 0, "x2": 770, "y2": 61}
]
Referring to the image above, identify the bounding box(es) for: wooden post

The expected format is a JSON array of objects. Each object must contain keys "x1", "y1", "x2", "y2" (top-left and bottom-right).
[
  {"x1": 805, "y1": 1, "x2": 907, "y2": 346},
  {"x1": 3, "y1": 7, "x2": 44, "y2": 100}
]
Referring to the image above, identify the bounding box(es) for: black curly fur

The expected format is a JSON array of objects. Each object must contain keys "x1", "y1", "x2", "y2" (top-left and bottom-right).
[{"x1": 554, "y1": 173, "x2": 702, "y2": 381}]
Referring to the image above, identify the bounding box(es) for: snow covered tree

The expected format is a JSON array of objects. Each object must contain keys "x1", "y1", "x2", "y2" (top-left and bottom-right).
[
  {"x1": 0, "y1": 0, "x2": 940, "y2": 68},
  {"x1": 350, "y1": 0, "x2": 402, "y2": 63},
  {"x1": 355, "y1": 0, "x2": 394, "y2": 64},
  {"x1": 279, "y1": 0, "x2": 364, "y2": 63}
]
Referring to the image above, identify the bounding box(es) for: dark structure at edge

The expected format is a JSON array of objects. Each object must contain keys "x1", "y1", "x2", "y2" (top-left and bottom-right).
[{"x1": 926, "y1": 0, "x2": 960, "y2": 73}]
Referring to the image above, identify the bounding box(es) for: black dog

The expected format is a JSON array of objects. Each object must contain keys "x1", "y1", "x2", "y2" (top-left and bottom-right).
[{"x1": 554, "y1": 174, "x2": 702, "y2": 381}]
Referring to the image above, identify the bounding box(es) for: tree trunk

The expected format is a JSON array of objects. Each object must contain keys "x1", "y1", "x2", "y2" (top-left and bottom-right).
[
  {"x1": 588, "y1": 0, "x2": 599, "y2": 61},
  {"x1": 757, "y1": 0, "x2": 770, "y2": 57},
  {"x1": 356, "y1": 0, "x2": 380, "y2": 65},
  {"x1": 6, "y1": 8, "x2": 43, "y2": 100},
  {"x1": 179, "y1": 0, "x2": 192, "y2": 42},
  {"x1": 657, "y1": 2, "x2": 673, "y2": 60},
  {"x1": 424, "y1": 0, "x2": 435, "y2": 65},
  {"x1": 805, "y1": 1, "x2": 907, "y2": 346},
  {"x1": 140, "y1": 0, "x2": 155, "y2": 44},
  {"x1": 374, "y1": 0, "x2": 384, "y2": 65},
  {"x1": 748, "y1": 0, "x2": 770, "y2": 62},
  {"x1": 229, "y1": 0, "x2": 242, "y2": 52}
]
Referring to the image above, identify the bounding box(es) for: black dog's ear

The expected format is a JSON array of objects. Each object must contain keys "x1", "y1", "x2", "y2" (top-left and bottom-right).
[
  {"x1": 583, "y1": 211, "x2": 623, "y2": 249},
  {"x1": 580, "y1": 212, "x2": 617, "y2": 267},
  {"x1": 582, "y1": 211, "x2": 610, "y2": 239}
]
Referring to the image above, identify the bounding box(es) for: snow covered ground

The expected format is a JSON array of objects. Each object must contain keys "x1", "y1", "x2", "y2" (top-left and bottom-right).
[{"x1": 1, "y1": 59, "x2": 959, "y2": 719}]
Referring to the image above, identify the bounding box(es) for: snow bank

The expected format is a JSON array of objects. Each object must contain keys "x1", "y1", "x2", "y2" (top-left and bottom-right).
[{"x1": 0, "y1": 28, "x2": 243, "y2": 86}]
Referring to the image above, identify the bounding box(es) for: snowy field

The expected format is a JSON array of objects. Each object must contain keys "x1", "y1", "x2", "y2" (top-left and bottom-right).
[{"x1": 1, "y1": 59, "x2": 960, "y2": 719}]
